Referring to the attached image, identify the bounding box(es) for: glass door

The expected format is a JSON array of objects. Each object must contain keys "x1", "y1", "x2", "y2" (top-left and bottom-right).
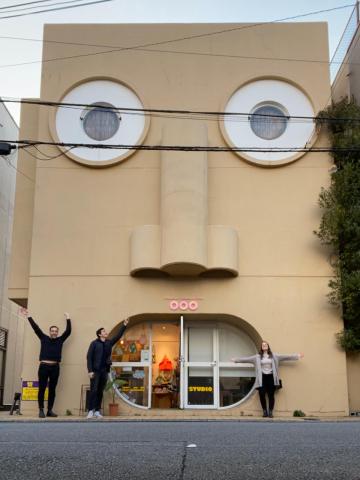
[
  {"x1": 179, "y1": 315, "x2": 185, "y2": 409},
  {"x1": 184, "y1": 324, "x2": 218, "y2": 409}
]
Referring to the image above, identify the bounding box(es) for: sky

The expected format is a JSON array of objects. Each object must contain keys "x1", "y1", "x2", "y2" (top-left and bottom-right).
[{"x1": 0, "y1": 0, "x2": 355, "y2": 124}]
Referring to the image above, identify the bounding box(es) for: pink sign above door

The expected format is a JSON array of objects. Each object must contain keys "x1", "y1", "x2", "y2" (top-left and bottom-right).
[{"x1": 169, "y1": 300, "x2": 199, "y2": 311}]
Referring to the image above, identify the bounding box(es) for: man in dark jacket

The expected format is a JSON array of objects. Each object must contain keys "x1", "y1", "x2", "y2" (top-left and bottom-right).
[
  {"x1": 86, "y1": 318, "x2": 129, "y2": 418},
  {"x1": 25, "y1": 310, "x2": 72, "y2": 418}
]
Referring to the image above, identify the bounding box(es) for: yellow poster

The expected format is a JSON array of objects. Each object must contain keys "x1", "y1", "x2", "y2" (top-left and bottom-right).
[{"x1": 22, "y1": 381, "x2": 49, "y2": 401}]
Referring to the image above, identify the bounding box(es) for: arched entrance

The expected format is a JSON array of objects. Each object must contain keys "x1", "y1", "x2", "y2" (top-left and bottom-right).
[{"x1": 110, "y1": 314, "x2": 260, "y2": 410}]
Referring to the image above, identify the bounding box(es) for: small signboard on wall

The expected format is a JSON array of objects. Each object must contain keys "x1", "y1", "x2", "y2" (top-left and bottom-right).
[
  {"x1": 141, "y1": 350, "x2": 150, "y2": 362},
  {"x1": 22, "y1": 381, "x2": 48, "y2": 401}
]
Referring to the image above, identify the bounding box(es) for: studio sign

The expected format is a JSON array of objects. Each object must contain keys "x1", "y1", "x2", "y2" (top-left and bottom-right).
[
  {"x1": 188, "y1": 386, "x2": 213, "y2": 392},
  {"x1": 169, "y1": 299, "x2": 199, "y2": 311}
]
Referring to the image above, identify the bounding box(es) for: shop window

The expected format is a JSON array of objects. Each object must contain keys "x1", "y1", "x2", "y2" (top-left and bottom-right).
[
  {"x1": 112, "y1": 366, "x2": 149, "y2": 407},
  {"x1": 151, "y1": 323, "x2": 180, "y2": 409},
  {"x1": 111, "y1": 319, "x2": 256, "y2": 410},
  {"x1": 219, "y1": 368, "x2": 255, "y2": 407},
  {"x1": 188, "y1": 327, "x2": 213, "y2": 362},
  {"x1": 112, "y1": 323, "x2": 150, "y2": 363},
  {"x1": 218, "y1": 325, "x2": 255, "y2": 362}
]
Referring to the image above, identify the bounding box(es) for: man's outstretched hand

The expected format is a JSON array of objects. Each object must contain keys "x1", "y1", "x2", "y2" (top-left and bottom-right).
[{"x1": 20, "y1": 307, "x2": 29, "y2": 318}]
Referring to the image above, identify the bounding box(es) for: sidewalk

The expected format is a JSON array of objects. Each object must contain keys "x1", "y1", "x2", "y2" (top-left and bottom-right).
[{"x1": 1, "y1": 410, "x2": 360, "y2": 422}]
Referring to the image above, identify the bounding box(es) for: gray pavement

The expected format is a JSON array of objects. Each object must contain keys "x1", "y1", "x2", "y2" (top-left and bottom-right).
[{"x1": 0, "y1": 421, "x2": 360, "y2": 479}]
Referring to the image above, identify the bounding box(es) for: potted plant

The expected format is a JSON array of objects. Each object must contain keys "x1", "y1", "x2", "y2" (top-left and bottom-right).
[{"x1": 105, "y1": 377, "x2": 126, "y2": 416}]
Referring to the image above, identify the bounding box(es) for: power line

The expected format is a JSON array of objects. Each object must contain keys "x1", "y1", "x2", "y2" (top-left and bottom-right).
[
  {"x1": 21, "y1": 144, "x2": 75, "y2": 160},
  {"x1": 0, "y1": 0, "x2": 113, "y2": 19},
  {"x1": 0, "y1": 0, "x2": 94, "y2": 15},
  {"x1": 2, "y1": 97, "x2": 360, "y2": 124},
  {"x1": 0, "y1": 0, "x2": 64, "y2": 10},
  {"x1": 0, "y1": 3, "x2": 353, "y2": 67},
  {"x1": 3, "y1": 139, "x2": 360, "y2": 153},
  {"x1": 0, "y1": 34, "x2": 354, "y2": 70}
]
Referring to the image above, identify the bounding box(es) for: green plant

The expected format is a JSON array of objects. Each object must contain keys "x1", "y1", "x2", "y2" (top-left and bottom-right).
[
  {"x1": 105, "y1": 377, "x2": 127, "y2": 404},
  {"x1": 65, "y1": 409, "x2": 72, "y2": 416},
  {"x1": 315, "y1": 98, "x2": 360, "y2": 352},
  {"x1": 293, "y1": 410, "x2": 306, "y2": 417}
]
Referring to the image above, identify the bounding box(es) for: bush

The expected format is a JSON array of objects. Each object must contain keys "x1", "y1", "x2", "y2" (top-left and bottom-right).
[{"x1": 293, "y1": 410, "x2": 306, "y2": 417}]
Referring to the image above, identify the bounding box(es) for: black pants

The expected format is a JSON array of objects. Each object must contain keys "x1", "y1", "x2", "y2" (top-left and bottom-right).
[
  {"x1": 258, "y1": 373, "x2": 276, "y2": 412},
  {"x1": 38, "y1": 363, "x2": 60, "y2": 411},
  {"x1": 89, "y1": 369, "x2": 108, "y2": 411}
]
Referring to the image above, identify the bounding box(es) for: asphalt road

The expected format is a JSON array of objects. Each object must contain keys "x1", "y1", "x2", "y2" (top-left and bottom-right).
[{"x1": 0, "y1": 421, "x2": 360, "y2": 480}]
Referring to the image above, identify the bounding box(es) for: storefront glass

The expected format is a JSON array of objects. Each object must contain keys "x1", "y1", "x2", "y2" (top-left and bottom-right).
[
  {"x1": 111, "y1": 318, "x2": 256, "y2": 410},
  {"x1": 219, "y1": 368, "x2": 255, "y2": 407},
  {"x1": 188, "y1": 327, "x2": 213, "y2": 362},
  {"x1": 187, "y1": 367, "x2": 214, "y2": 406},
  {"x1": 218, "y1": 326, "x2": 254, "y2": 362},
  {"x1": 112, "y1": 323, "x2": 150, "y2": 363},
  {"x1": 112, "y1": 366, "x2": 149, "y2": 407}
]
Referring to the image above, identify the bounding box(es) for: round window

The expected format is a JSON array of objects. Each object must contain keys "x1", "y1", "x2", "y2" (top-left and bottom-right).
[
  {"x1": 82, "y1": 103, "x2": 120, "y2": 141},
  {"x1": 221, "y1": 79, "x2": 316, "y2": 165},
  {"x1": 250, "y1": 104, "x2": 288, "y2": 140},
  {"x1": 55, "y1": 79, "x2": 147, "y2": 165}
]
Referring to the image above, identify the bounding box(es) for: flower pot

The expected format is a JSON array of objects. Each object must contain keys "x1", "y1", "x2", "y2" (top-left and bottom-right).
[{"x1": 109, "y1": 403, "x2": 119, "y2": 416}]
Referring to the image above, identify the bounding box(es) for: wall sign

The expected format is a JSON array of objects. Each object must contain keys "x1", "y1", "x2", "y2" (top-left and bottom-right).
[
  {"x1": 169, "y1": 299, "x2": 199, "y2": 311},
  {"x1": 187, "y1": 377, "x2": 214, "y2": 405},
  {"x1": 22, "y1": 381, "x2": 48, "y2": 401},
  {"x1": 141, "y1": 350, "x2": 150, "y2": 362}
]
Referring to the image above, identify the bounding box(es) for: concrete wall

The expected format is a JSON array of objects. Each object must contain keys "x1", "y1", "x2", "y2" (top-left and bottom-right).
[
  {"x1": 9, "y1": 22, "x2": 351, "y2": 416},
  {"x1": 0, "y1": 101, "x2": 25, "y2": 406}
]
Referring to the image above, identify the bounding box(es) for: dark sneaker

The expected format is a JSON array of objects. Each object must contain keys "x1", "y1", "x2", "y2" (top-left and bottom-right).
[
  {"x1": 46, "y1": 411, "x2": 58, "y2": 418},
  {"x1": 268, "y1": 410, "x2": 273, "y2": 418},
  {"x1": 39, "y1": 409, "x2": 46, "y2": 418},
  {"x1": 262, "y1": 409, "x2": 268, "y2": 418}
]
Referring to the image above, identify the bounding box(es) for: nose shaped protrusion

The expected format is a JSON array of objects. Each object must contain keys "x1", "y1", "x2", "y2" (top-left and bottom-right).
[
  {"x1": 160, "y1": 120, "x2": 208, "y2": 275},
  {"x1": 130, "y1": 120, "x2": 238, "y2": 277}
]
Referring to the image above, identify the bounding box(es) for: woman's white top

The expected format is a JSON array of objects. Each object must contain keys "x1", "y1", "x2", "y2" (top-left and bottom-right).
[
  {"x1": 260, "y1": 353, "x2": 273, "y2": 374},
  {"x1": 234, "y1": 353, "x2": 300, "y2": 388}
]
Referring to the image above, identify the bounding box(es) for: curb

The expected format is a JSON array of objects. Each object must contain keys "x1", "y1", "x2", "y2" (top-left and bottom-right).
[{"x1": 1, "y1": 416, "x2": 360, "y2": 423}]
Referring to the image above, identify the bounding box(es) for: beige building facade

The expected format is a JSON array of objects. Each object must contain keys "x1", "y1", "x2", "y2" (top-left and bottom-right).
[{"x1": 8, "y1": 22, "x2": 354, "y2": 416}]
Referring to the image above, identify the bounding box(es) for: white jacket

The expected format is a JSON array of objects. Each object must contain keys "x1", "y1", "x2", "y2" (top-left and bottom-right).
[{"x1": 234, "y1": 353, "x2": 300, "y2": 388}]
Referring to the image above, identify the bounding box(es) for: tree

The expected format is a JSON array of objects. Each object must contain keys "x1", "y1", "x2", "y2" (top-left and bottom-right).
[{"x1": 315, "y1": 99, "x2": 360, "y2": 352}]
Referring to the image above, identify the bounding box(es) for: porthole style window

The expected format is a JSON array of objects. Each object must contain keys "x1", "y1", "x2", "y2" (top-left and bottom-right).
[
  {"x1": 81, "y1": 103, "x2": 121, "y2": 141},
  {"x1": 54, "y1": 80, "x2": 147, "y2": 166},
  {"x1": 250, "y1": 103, "x2": 288, "y2": 140},
  {"x1": 221, "y1": 79, "x2": 316, "y2": 166}
]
